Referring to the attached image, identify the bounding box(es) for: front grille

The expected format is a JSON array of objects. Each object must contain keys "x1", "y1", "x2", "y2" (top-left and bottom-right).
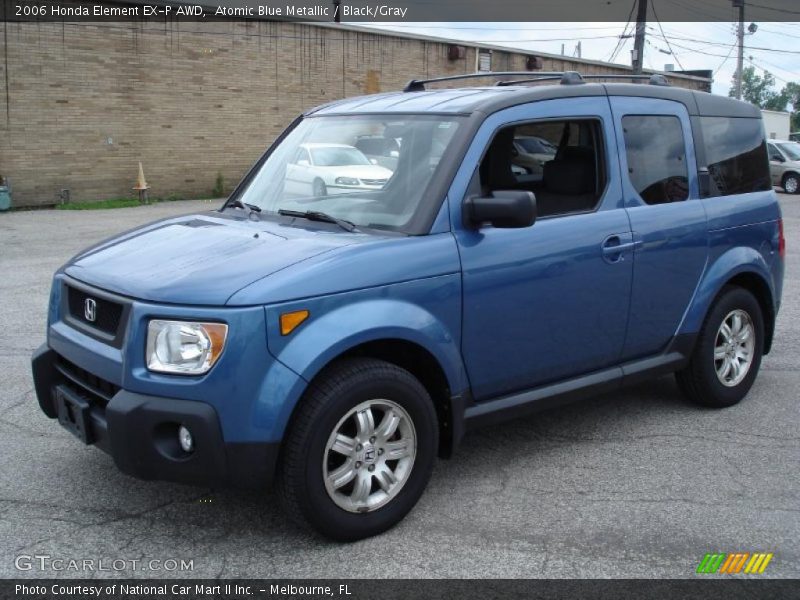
[
  {"x1": 54, "y1": 354, "x2": 120, "y2": 408},
  {"x1": 66, "y1": 284, "x2": 124, "y2": 337},
  {"x1": 360, "y1": 178, "x2": 388, "y2": 186}
]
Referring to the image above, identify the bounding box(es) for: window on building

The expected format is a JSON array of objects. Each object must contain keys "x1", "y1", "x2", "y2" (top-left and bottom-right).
[
  {"x1": 622, "y1": 115, "x2": 689, "y2": 204},
  {"x1": 478, "y1": 49, "x2": 492, "y2": 72},
  {"x1": 700, "y1": 116, "x2": 771, "y2": 196},
  {"x1": 477, "y1": 119, "x2": 606, "y2": 218}
]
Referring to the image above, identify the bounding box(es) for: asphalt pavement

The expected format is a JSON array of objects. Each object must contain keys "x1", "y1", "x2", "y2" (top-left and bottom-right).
[{"x1": 0, "y1": 195, "x2": 797, "y2": 579}]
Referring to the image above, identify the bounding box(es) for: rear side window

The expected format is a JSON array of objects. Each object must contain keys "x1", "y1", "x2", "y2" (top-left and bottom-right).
[
  {"x1": 700, "y1": 117, "x2": 771, "y2": 196},
  {"x1": 622, "y1": 115, "x2": 689, "y2": 205}
]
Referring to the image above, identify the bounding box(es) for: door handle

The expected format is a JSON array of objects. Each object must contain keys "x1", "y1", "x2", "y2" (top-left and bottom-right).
[
  {"x1": 602, "y1": 241, "x2": 636, "y2": 254},
  {"x1": 601, "y1": 234, "x2": 638, "y2": 263}
]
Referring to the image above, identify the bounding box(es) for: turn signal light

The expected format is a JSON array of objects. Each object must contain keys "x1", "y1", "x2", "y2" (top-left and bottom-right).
[{"x1": 280, "y1": 310, "x2": 309, "y2": 336}]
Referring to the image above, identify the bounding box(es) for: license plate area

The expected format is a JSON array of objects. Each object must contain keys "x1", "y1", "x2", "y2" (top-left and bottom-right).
[{"x1": 55, "y1": 385, "x2": 93, "y2": 444}]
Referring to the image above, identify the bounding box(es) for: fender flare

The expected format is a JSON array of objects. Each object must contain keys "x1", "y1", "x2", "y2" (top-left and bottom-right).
[
  {"x1": 679, "y1": 246, "x2": 775, "y2": 339},
  {"x1": 264, "y1": 298, "x2": 469, "y2": 439}
]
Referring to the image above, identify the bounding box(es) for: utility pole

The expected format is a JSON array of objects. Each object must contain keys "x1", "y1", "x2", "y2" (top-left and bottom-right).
[
  {"x1": 733, "y1": 0, "x2": 745, "y2": 100},
  {"x1": 632, "y1": 0, "x2": 648, "y2": 74}
]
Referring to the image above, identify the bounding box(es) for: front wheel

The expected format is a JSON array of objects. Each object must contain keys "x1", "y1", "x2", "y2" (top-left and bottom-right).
[
  {"x1": 782, "y1": 173, "x2": 799, "y2": 194},
  {"x1": 676, "y1": 286, "x2": 764, "y2": 408},
  {"x1": 278, "y1": 358, "x2": 438, "y2": 541}
]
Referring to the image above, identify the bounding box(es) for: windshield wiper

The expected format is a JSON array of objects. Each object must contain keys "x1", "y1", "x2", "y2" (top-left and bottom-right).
[
  {"x1": 225, "y1": 199, "x2": 261, "y2": 220},
  {"x1": 278, "y1": 209, "x2": 358, "y2": 232}
]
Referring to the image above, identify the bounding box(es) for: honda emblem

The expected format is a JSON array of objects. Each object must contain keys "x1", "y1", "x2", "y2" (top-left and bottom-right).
[{"x1": 84, "y1": 298, "x2": 97, "y2": 322}]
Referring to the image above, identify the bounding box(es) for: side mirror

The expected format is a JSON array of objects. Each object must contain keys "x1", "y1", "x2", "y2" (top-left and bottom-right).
[
  {"x1": 771, "y1": 154, "x2": 785, "y2": 163},
  {"x1": 464, "y1": 190, "x2": 536, "y2": 229},
  {"x1": 296, "y1": 159, "x2": 310, "y2": 167}
]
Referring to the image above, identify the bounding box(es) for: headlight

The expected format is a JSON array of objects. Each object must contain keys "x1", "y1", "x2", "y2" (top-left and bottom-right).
[
  {"x1": 335, "y1": 176, "x2": 360, "y2": 186},
  {"x1": 146, "y1": 320, "x2": 228, "y2": 375}
]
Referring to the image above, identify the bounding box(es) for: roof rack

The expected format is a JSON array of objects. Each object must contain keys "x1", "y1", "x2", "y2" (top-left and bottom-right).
[{"x1": 402, "y1": 71, "x2": 670, "y2": 92}]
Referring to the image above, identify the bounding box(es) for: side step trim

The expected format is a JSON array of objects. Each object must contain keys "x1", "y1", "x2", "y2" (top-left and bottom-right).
[{"x1": 463, "y1": 349, "x2": 690, "y2": 432}]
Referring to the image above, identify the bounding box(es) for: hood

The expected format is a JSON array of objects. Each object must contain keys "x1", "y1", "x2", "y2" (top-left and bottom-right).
[
  {"x1": 318, "y1": 164, "x2": 394, "y2": 179},
  {"x1": 64, "y1": 212, "x2": 360, "y2": 305}
]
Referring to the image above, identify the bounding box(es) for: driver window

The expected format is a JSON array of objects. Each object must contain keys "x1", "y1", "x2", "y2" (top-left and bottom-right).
[
  {"x1": 622, "y1": 115, "x2": 689, "y2": 204},
  {"x1": 477, "y1": 119, "x2": 606, "y2": 218}
]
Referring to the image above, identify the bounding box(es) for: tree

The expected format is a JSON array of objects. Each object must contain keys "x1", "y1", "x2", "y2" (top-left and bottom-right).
[
  {"x1": 729, "y1": 66, "x2": 789, "y2": 110},
  {"x1": 782, "y1": 82, "x2": 800, "y2": 131}
]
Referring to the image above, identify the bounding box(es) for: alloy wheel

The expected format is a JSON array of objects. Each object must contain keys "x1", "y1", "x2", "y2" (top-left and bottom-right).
[
  {"x1": 323, "y1": 399, "x2": 417, "y2": 513},
  {"x1": 714, "y1": 309, "x2": 756, "y2": 387}
]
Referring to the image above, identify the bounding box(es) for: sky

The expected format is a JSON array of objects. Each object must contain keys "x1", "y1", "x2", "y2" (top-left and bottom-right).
[{"x1": 360, "y1": 22, "x2": 800, "y2": 101}]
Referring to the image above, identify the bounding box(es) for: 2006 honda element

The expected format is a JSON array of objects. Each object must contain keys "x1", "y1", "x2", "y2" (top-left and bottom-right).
[{"x1": 32, "y1": 72, "x2": 785, "y2": 540}]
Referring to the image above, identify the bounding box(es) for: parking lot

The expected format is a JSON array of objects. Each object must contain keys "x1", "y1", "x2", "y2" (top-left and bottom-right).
[{"x1": 0, "y1": 194, "x2": 797, "y2": 579}]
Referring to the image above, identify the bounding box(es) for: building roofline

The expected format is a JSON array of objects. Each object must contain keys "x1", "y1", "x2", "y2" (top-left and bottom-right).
[
  {"x1": 290, "y1": 21, "x2": 712, "y2": 84},
  {"x1": 115, "y1": 1, "x2": 711, "y2": 84}
]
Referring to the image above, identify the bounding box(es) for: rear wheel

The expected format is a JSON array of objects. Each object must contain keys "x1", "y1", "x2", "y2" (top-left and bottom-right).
[
  {"x1": 278, "y1": 358, "x2": 438, "y2": 541},
  {"x1": 783, "y1": 173, "x2": 799, "y2": 194},
  {"x1": 676, "y1": 286, "x2": 764, "y2": 408}
]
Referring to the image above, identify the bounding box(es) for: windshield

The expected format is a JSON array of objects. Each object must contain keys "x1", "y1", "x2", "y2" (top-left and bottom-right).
[
  {"x1": 777, "y1": 142, "x2": 800, "y2": 161},
  {"x1": 234, "y1": 115, "x2": 463, "y2": 232}
]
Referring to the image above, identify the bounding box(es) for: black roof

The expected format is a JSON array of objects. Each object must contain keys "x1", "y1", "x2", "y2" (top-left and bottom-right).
[{"x1": 310, "y1": 82, "x2": 760, "y2": 119}]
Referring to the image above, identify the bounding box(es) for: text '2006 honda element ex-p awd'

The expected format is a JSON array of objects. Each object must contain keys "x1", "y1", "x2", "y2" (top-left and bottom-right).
[{"x1": 32, "y1": 72, "x2": 785, "y2": 541}]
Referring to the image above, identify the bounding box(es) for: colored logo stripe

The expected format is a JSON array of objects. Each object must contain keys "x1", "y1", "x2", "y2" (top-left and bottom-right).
[
  {"x1": 697, "y1": 553, "x2": 773, "y2": 574},
  {"x1": 745, "y1": 553, "x2": 773, "y2": 574}
]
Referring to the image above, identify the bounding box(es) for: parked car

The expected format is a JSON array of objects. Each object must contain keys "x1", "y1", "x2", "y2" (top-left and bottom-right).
[
  {"x1": 789, "y1": 131, "x2": 799, "y2": 142},
  {"x1": 285, "y1": 143, "x2": 394, "y2": 198},
  {"x1": 512, "y1": 135, "x2": 557, "y2": 175},
  {"x1": 767, "y1": 139, "x2": 800, "y2": 194},
  {"x1": 32, "y1": 72, "x2": 785, "y2": 541}
]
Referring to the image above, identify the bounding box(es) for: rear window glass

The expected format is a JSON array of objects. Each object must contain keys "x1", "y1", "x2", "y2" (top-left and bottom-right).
[
  {"x1": 700, "y1": 117, "x2": 771, "y2": 196},
  {"x1": 622, "y1": 115, "x2": 689, "y2": 204}
]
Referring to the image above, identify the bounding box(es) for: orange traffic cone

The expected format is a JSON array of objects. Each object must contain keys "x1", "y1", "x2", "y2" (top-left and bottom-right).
[{"x1": 133, "y1": 162, "x2": 150, "y2": 204}]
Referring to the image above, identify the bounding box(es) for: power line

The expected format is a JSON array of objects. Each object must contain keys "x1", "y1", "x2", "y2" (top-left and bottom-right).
[
  {"x1": 745, "y1": 1, "x2": 800, "y2": 16},
  {"x1": 430, "y1": 34, "x2": 624, "y2": 43},
  {"x1": 713, "y1": 42, "x2": 738, "y2": 76},
  {"x1": 365, "y1": 24, "x2": 626, "y2": 31},
  {"x1": 608, "y1": 0, "x2": 637, "y2": 63},
  {"x1": 648, "y1": 29, "x2": 800, "y2": 55},
  {"x1": 649, "y1": 0, "x2": 684, "y2": 70}
]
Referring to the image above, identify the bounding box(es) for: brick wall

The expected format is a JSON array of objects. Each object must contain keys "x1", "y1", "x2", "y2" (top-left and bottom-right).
[{"x1": 0, "y1": 18, "x2": 710, "y2": 207}]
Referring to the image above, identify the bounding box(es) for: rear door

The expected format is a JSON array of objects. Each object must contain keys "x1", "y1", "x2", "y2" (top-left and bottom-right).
[{"x1": 609, "y1": 97, "x2": 708, "y2": 360}]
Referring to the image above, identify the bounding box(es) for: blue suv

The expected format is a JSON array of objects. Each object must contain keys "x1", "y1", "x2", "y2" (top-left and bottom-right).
[{"x1": 32, "y1": 72, "x2": 785, "y2": 540}]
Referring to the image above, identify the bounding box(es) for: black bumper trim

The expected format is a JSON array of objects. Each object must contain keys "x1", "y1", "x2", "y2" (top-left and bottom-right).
[{"x1": 32, "y1": 344, "x2": 279, "y2": 489}]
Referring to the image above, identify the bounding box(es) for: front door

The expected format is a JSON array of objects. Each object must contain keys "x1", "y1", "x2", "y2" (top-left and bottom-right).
[
  {"x1": 767, "y1": 142, "x2": 785, "y2": 187},
  {"x1": 453, "y1": 97, "x2": 634, "y2": 401}
]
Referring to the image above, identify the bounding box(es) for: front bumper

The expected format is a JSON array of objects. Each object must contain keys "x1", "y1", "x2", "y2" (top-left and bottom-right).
[{"x1": 32, "y1": 344, "x2": 279, "y2": 489}]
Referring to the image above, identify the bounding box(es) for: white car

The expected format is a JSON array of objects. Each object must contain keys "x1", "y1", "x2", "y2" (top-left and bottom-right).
[{"x1": 285, "y1": 143, "x2": 394, "y2": 197}]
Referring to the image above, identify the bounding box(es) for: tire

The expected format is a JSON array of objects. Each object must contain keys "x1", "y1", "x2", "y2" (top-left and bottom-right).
[
  {"x1": 676, "y1": 286, "x2": 764, "y2": 408},
  {"x1": 782, "y1": 173, "x2": 799, "y2": 194},
  {"x1": 278, "y1": 358, "x2": 438, "y2": 541},
  {"x1": 312, "y1": 178, "x2": 327, "y2": 197}
]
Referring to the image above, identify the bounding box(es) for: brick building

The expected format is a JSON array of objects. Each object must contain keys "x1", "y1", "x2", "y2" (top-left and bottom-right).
[{"x1": 0, "y1": 14, "x2": 711, "y2": 207}]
